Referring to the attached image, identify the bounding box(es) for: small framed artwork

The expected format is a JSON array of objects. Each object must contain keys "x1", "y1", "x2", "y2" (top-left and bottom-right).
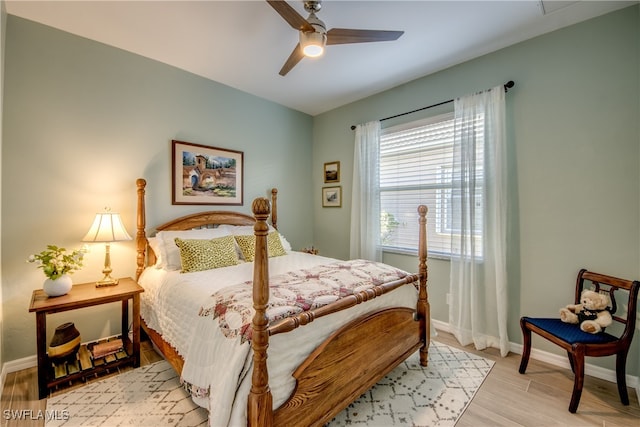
[
  {"x1": 322, "y1": 186, "x2": 342, "y2": 208},
  {"x1": 324, "y1": 161, "x2": 340, "y2": 183},
  {"x1": 172, "y1": 139, "x2": 244, "y2": 205}
]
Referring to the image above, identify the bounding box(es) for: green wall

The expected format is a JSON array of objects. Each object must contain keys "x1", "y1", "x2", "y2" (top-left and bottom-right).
[
  {"x1": 312, "y1": 5, "x2": 640, "y2": 376},
  {"x1": 1, "y1": 16, "x2": 313, "y2": 362}
]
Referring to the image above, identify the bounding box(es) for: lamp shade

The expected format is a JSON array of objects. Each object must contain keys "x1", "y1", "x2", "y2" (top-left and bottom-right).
[{"x1": 82, "y1": 211, "x2": 132, "y2": 243}]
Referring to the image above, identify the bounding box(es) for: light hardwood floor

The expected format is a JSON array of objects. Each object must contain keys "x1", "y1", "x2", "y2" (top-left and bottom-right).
[{"x1": 1, "y1": 331, "x2": 639, "y2": 427}]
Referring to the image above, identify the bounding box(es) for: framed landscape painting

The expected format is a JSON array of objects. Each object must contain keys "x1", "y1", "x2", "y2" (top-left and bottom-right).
[
  {"x1": 172, "y1": 140, "x2": 244, "y2": 205},
  {"x1": 324, "y1": 161, "x2": 340, "y2": 183}
]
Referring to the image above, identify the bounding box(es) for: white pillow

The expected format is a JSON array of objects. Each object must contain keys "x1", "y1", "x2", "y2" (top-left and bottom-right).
[
  {"x1": 155, "y1": 228, "x2": 232, "y2": 270},
  {"x1": 278, "y1": 233, "x2": 292, "y2": 252},
  {"x1": 227, "y1": 225, "x2": 266, "y2": 235},
  {"x1": 147, "y1": 237, "x2": 163, "y2": 269}
]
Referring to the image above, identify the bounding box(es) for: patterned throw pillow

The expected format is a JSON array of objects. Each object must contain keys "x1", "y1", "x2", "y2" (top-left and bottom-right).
[
  {"x1": 234, "y1": 231, "x2": 287, "y2": 262},
  {"x1": 174, "y1": 236, "x2": 239, "y2": 273},
  {"x1": 157, "y1": 228, "x2": 231, "y2": 270}
]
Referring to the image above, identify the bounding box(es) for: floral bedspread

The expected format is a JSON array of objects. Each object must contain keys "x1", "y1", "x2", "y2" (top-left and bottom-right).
[{"x1": 198, "y1": 259, "x2": 410, "y2": 343}]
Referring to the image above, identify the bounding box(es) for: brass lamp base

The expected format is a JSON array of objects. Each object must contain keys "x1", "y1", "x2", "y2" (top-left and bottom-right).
[
  {"x1": 95, "y1": 243, "x2": 119, "y2": 287},
  {"x1": 95, "y1": 277, "x2": 119, "y2": 287}
]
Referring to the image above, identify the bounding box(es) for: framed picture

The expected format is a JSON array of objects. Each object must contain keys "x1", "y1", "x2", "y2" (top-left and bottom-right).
[
  {"x1": 324, "y1": 161, "x2": 340, "y2": 183},
  {"x1": 322, "y1": 186, "x2": 342, "y2": 208},
  {"x1": 172, "y1": 140, "x2": 243, "y2": 205}
]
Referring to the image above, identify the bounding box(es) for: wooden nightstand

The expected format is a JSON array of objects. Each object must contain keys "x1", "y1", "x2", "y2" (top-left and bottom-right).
[{"x1": 28, "y1": 277, "x2": 144, "y2": 399}]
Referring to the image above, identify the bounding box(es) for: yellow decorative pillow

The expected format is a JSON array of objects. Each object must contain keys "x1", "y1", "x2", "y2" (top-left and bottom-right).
[
  {"x1": 174, "y1": 236, "x2": 239, "y2": 273},
  {"x1": 234, "y1": 232, "x2": 287, "y2": 262},
  {"x1": 234, "y1": 234, "x2": 255, "y2": 262},
  {"x1": 267, "y1": 231, "x2": 288, "y2": 258}
]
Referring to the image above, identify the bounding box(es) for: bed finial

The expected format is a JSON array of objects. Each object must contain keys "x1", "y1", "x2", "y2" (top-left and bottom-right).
[{"x1": 252, "y1": 197, "x2": 271, "y2": 218}]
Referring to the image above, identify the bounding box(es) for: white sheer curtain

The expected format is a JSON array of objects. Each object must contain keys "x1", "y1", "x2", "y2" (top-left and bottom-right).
[
  {"x1": 350, "y1": 121, "x2": 382, "y2": 261},
  {"x1": 449, "y1": 86, "x2": 509, "y2": 357}
]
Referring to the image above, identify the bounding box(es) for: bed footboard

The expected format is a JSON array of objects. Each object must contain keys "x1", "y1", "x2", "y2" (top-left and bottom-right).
[
  {"x1": 274, "y1": 307, "x2": 421, "y2": 426},
  {"x1": 248, "y1": 198, "x2": 428, "y2": 427}
]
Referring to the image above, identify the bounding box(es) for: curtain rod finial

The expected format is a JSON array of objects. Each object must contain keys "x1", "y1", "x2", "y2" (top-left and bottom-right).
[{"x1": 504, "y1": 81, "x2": 515, "y2": 92}]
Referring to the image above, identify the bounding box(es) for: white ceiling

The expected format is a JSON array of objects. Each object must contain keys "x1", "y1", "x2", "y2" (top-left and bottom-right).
[{"x1": 4, "y1": 0, "x2": 636, "y2": 115}]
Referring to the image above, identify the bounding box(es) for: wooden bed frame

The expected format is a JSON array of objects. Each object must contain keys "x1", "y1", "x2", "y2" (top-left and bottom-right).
[{"x1": 134, "y1": 178, "x2": 430, "y2": 426}]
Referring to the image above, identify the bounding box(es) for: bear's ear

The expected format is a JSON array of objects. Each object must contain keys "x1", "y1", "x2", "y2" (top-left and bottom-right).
[
  {"x1": 599, "y1": 293, "x2": 610, "y2": 307},
  {"x1": 581, "y1": 290, "x2": 594, "y2": 300}
]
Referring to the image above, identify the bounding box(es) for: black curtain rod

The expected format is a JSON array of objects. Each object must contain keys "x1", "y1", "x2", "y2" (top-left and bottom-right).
[{"x1": 350, "y1": 80, "x2": 515, "y2": 130}]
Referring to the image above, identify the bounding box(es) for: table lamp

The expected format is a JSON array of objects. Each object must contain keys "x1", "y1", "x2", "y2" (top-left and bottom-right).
[{"x1": 82, "y1": 208, "x2": 132, "y2": 287}]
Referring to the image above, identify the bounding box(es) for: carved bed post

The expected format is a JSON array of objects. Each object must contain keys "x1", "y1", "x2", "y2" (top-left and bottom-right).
[
  {"x1": 271, "y1": 188, "x2": 278, "y2": 230},
  {"x1": 417, "y1": 205, "x2": 430, "y2": 366},
  {"x1": 135, "y1": 178, "x2": 147, "y2": 282},
  {"x1": 248, "y1": 197, "x2": 273, "y2": 427}
]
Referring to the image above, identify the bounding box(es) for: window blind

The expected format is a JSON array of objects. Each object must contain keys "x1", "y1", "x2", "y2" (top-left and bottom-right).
[{"x1": 379, "y1": 112, "x2": 484, "y2": 257}]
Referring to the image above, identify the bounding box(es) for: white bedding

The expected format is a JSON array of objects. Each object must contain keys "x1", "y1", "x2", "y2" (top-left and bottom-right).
[{"x1": 139, "y1": 251, "x2": 418, "y2": 427}]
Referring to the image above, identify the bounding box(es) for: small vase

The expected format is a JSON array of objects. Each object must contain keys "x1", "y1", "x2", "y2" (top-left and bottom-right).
[
  {"x1": 49, "y1": 322, "x2": 81, "y2": 361},
  {"x1": 43, "y1": 274, "x2": 73, "y2": 297}
]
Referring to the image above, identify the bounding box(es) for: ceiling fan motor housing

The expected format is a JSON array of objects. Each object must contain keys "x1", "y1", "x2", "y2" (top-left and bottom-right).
[{"x1": 305, "y1": 12, "x2": 326, "y2": 36}]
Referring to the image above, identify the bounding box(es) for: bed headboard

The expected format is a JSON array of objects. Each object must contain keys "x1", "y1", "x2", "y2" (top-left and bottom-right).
[{"x1": 135, "y1": 178, "x2": 278, "y2": 280}]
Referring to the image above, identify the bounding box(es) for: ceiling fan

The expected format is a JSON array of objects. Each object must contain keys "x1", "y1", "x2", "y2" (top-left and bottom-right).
[{"x1": 266, "y1": 0, "x2": 404, "y2": 76}]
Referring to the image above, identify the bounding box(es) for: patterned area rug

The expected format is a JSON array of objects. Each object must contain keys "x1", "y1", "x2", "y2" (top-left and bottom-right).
[
  {"x1": 45, "y1": 361, "x2": 208, "y2": 427},
  {"x1": 328, "y1": 341, "x2": 494, "y2": 426},
  {"x1": 46, "y1": 341, "x2": 493, "y2": 427}
]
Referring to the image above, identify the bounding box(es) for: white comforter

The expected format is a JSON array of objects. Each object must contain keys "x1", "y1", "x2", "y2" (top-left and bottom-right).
[{"x1": 138, "y1": 252, "x2": 418, "y2": 427}]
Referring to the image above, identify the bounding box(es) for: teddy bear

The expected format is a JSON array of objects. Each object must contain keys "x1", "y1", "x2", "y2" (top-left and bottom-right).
[{"x1": 559, "y1": 289, "x2": 613, "y2": 334}]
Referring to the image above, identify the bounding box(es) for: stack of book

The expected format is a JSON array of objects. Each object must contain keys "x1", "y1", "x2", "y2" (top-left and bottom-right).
[{"x1": 90, "y1": 339, "x2": 123, "y2": 359}]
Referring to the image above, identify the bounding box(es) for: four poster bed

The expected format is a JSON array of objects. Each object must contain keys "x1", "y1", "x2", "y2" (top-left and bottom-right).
[{"x1": 134, "y1": 178, "x2": 430, "y2": 426}]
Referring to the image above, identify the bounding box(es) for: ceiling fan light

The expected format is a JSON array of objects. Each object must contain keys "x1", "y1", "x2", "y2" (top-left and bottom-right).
[
  {"x1": 303, "y1": 44, "x2": 323, "y2": 57},
  {"x1": 300, "y1": 31, "x2": 325, "y2": 57}
]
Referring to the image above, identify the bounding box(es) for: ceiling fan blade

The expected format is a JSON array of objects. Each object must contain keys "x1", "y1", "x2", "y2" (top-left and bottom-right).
[
  {"x1": 326, "y1": 28, "x2": 404, "y2": 45},
  {"x1": 279, "y1": 43, "x2": 305, "y2": 76},
  {"x1": 266, "y1": 0, "x2": 314, "y2": 32}
]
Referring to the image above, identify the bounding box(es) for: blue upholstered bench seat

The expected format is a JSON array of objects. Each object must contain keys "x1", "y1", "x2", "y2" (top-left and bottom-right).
[{"x1": 522, "y1": 317, "x2": 618, "y2": 345}]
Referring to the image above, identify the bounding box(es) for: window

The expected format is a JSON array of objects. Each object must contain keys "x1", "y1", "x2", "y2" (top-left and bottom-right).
[{"x1": 379, "y1": 112, "x2": 484, "y2": 258}]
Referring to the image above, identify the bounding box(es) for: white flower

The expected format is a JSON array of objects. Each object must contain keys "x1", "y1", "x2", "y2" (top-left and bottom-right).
[{"x1": 27, "y1": 245, "x2": 85, "y2": 280}]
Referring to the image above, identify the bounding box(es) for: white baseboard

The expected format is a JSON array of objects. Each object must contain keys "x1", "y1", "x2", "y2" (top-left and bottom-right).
[
  {"x1": 432, "y1": 319, "x2": 640, "y2": 405},
  {"x1": 3, "y1": 354, "x2": 37, "y2": 373},
  {"x1": 1, "y1": 354, "x2": 37, "y2": 395}
]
